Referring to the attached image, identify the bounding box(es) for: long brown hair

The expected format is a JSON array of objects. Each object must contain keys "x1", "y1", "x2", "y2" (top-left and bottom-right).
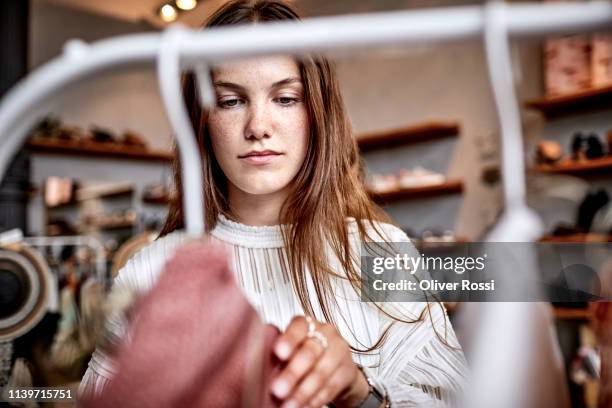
[{"x1": 159, "y1": 0, "x2": 427, "y2": 352}]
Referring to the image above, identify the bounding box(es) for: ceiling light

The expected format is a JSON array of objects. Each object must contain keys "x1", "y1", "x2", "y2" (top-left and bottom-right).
[
  {"x1": 175, "y1": 0, "x2": 198, "y2": 11},
  {"x1": 159, "y1": 4, "x2": 178, "y2": 22}
]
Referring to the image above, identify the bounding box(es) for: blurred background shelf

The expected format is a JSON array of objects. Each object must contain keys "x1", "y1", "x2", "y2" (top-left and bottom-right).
[
  {"x1": 446, "y1": 305, "x2": 594, "y2": 321},
  {"x1": 368, "y1": 180, "x2": 464, "y2": 203},
  {"x1": 87, "y1": 220, "x2": 135, "y2": 231},
  {"x1": 27, "y1": 137, "x2": 174, "y2": 162},
  {"x1": 539, "y1": 233, "x2": 612, "y2": 243},
  {"x1": 142, "y1": 195, "x2": 172, "y2": 205},
  {"x1": 554, "y1": 307, "x2": 593, "y2": 320},
  {"x1": 357, "y1": 121, "x2": 460, "y2": 152},
  {"x1": 531, "y1": 156, "x2": 612, "y2": 176},
  {"x1": 525, "y1": 84, "x2": 612, "y2": 118}
]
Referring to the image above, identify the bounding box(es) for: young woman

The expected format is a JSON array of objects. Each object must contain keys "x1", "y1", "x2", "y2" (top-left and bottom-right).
[{"x1": 80, "y1": 1, "x2": 468, "y2": 407}]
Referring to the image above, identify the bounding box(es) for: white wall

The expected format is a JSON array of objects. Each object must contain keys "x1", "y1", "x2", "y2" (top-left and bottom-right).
[
  {"x1": 332, "y1": 39, "x2": 544, "y2": 239},
  {"x1": 29, "y1": 0, "x2": 173, "y2": 151},
  {"x1": 28, "y1": 1, "x2": 174, "y2": 235}
]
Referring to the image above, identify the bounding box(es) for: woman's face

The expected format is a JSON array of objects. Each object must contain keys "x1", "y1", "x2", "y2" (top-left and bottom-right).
[{"x1": 207, "y1": 56, "x2": 309, "y2": 198}]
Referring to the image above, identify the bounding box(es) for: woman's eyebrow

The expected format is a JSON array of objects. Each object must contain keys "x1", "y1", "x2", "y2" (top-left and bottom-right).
[
  {"x1": 270, "y1": 77, "x2": 303, "y2": 89},
  {"x1": 213, "y1": 81, "x2": 245, "y2": 91},
  {"x1": 213, "y1": 77, "x2": 303, "y2": 91}
]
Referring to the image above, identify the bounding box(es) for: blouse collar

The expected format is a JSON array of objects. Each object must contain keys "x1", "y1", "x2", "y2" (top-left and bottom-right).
[{"x1": 210, "y1": 213, "x2": 286, "y2": 248}]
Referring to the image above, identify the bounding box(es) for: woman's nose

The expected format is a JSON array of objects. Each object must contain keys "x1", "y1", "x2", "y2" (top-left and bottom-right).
[{"x1": 245, "y1": 101, "x2": 271, "y2": 140}]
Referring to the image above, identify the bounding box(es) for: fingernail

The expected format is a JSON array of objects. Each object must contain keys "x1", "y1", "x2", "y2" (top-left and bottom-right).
[
  {"x1": 281, "y1": 400, "x2": 299, "y2": 408},
  {"x1": 271, "y1": 379, "x2": 290, "y2": 399},
  {"x1": 275, "y1": 342, "x2": 291, "y2": 360}
]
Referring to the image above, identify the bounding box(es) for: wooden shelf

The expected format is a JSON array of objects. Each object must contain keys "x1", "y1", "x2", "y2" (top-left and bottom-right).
[
  {"x1": 142, "y1": 195, "x2": 172, "y2": 205},
  {"x1": 539, "y1": 233, "x2": 612, "y2": 243},
  {"x1": 368, "y1": 180, "x2": 463, "y2": 203},
  {"x1": 554, "y1": 307, "x2": 592, "y2": 320},
  {"x1": 76, "y1": 185, "x2": 134, "y2": 201},
  {"x1": 89, "y1": 221, "x2": 135, "y2": 231},
  {"x1": 357, "y1": 121, "x2": 460, "y2": 152},
  {"x1": 416, "y1": 238, "x2": 469, "y2": 248},
  {"x1": 531, "y1": 156, "x2": 612, "y2": 176},
  {"x1": 46, "y1": 185, "x2": 134, "y2": 209},
  {"x1": 525, "y1": 84, "x2": 612, "y2": 118},
  {"x1": 446, "y1": 304, "x2": 594, "y2": 320},
  {"x1": 27, "y1": 137, "x2": 173, "y2": 162}
]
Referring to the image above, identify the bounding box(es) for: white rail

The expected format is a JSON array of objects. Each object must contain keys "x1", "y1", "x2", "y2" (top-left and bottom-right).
[{"x1": 0, "y1": 1, "x2": 610, "y2": 235}]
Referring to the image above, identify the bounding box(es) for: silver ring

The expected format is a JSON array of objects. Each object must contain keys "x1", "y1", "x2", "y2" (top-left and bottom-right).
[{"x1": 305, "y1": 316, "x2": 328, "y2": 350}]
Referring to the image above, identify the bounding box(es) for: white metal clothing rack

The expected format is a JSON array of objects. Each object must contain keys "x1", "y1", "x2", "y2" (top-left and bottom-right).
[
  {"x1": 22, "y1": 235, "x2": 107, "y2": 284},
  {"x1": 0, "y1": 1, "x2": 610, "y2": 237},
  {"x1": 0, "y1": 2, "x2": 611, "y2": 407}
]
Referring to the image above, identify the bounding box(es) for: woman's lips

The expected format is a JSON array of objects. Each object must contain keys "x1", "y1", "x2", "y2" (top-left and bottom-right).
[{"x1": 239, "y1": 152, "x2": 282, "y2": 165}]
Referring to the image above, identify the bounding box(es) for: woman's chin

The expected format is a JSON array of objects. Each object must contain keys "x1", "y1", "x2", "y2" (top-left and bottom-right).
[{"x1": 234, "y1": 180, "x2": 289, "y2": 196}]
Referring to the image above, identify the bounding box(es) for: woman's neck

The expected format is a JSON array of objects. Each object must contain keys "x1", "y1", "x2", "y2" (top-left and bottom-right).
[{"x1": 227, "y1": 183, "x2": 289, "y2": 226}]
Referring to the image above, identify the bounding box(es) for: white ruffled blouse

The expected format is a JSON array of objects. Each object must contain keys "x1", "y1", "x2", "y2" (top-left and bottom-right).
[{"x1": 79, "y1": 214, "x2": 468, "y2": 406}]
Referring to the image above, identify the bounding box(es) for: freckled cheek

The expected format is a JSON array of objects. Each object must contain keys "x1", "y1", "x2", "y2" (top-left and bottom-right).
[
  {"x1": 276, "y1": 111, "x2": 310, "y2": 147},
  {"x1": 279, "y1": 111, "x2": 310, "y2": 158},
  {"x1": 208, "y1": 115, "x2": 243, "y2": 161}
]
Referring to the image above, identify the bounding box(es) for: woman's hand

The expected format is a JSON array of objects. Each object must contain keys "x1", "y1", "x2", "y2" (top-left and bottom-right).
[{"x1": 270, "y1": 316, "x2": 370, "y2": 408}]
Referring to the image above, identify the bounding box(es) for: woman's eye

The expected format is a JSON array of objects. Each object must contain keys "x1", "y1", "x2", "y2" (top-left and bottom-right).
[
  {"x1": 218, "y1": 98, "x2": 242, "y2": 108},
  {"x1": 275, "y1": 97, "x2": 298, "y2": 106}
]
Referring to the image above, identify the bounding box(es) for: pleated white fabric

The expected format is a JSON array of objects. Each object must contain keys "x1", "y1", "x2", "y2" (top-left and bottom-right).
[{"x1": 79, "y1": 214, "x2": 468, "y2": 407}]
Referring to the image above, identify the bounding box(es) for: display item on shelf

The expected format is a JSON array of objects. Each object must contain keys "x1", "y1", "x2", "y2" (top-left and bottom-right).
[
  {"x1": 57, "y1": 126, "x2": 84, "y2": 142},
  {"x1": 591, "y1": 202, "x2": 612, "y2": 235},
  {"x1": 571, "y1": 132, "x2": 588, "y2": 161},
  {"x1": 122, "y1": 131, "x2": 147, "y2": 149},
  {"x1": 421, "y1": 229, "x2": 457, "y2": 243},
  {"x1": 367, "y1": 174, "x2": 399, "y2": 194},
  {"x1": 89, "y1": 127, "x2": 116, "y2": 144},
  {"x1": 577, "y1": 189, "x2": 610, "y2": 232},
  {"x1": 585, "y1": 133, "x2": 605, "y2": 159},
  {"x1": 536, "y1": 140, "x2": 564, "y2": 165},
  {"x1": 592, "y1": 33, "x2": 612, "y2": 88},
  {"x1": 47, "y1": 218, "x2": 78, "y2": 236},
  {"x1": 44, "y1": 177, "x2": 76, "y2": 207},
  {"x1": 569, "y1": 132, "x2": 604, "y2": 161},
  {"x1": 0, "y1": 245, "x2": 53, "y2": 341},
  {"x1": 31, "y1": 116, "x2": 62, "y2": 139},
  {"x1": 83, "y1": 209, "x2": 137, "y2": 230},
  {"x1": 397, "y1": 167, "x2": 446, "y2": 189},
  {"x1": 544, "y1": 34, "x2": 592, "y2": 96},
  {"x1": 142, "y1": 182, "x2": 175, "y2": 203},
  {"x1": 367, "y1": 167, "x2": 446, "y2": 193}
]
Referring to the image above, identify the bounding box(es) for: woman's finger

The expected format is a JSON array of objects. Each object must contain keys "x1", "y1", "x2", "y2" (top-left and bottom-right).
[
  {"x1": 285, "y1": 329, "x2": 345, "y2": 407},
  {"x1": 273, "y1": 316, "x2": 309, "y2": 361},
  {"x1": 308, "y1": 362, "x2": 359, "y2": 408},
  {"x1": 271, "y1": 332, "x2": 326, "y2": 401}
]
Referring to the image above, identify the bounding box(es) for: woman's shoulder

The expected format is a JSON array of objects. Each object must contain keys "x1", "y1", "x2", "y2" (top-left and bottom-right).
[{"x1": 113, "y1": 230, "x2": 188, "y2": 292}]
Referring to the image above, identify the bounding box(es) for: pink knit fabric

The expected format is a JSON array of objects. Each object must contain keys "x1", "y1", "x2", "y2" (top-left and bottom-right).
[{"x1": 80, "y1": 240, "x2": 281, "y2": 408}]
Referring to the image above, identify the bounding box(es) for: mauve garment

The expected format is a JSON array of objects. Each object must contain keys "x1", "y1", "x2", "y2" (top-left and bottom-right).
[{"x1": 79, "y1": 240, "x2": 281, "y2": 408}]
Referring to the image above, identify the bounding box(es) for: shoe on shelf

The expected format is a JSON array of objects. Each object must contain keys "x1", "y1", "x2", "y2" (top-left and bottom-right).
[
  {"x1": 367, "y1": 174, "x2": 399, "y2": 194},
  {"x1": 585, "y1": 133, "x2": 605, "y2": 159},
  {"x1": 397, "y1": 167, "x2": 445, "y2": 189},
  {"x1": 536, "y1": 140, "x2": 563, "y2": 165}
]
